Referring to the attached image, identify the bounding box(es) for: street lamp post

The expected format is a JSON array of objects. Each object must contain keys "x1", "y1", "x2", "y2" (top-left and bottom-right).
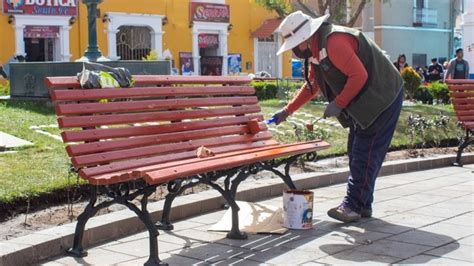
[{"x1": 77, "y1": 0, "x2": 109, "y2": 62}]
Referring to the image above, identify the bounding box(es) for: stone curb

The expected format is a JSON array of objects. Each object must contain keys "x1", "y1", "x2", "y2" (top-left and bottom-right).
[{"x1": 1, "y1": 153, "x2": 473, "y2": 265}]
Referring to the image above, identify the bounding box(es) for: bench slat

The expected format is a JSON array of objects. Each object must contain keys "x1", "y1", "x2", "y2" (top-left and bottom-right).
[
  {"x1": 457, "y1": 115, "x2": 474, "y2": 122},
  {"x1": 446, "y1": 79, "x2": 474, "y2": 85},
  {"x1": 45, "y1": 76, "x2": 251, "y2": 89},
  {"x1": 144, "y1": 141, "x2": 329, "y2": 185},
  {"x1": 88, "y1": 142, "x2": 315, "y2": 185},
  {"x1": 58, "y1": 105, "x2": 261, "y2": 128},
  {"x1": 453, "y1": 98, "x2": 474, "y2": 104},
  {"x1": 67, "y1": 123, "x2": 266, "y2": 156},
  {"x1": 72, "y1": 131, "x2": 273, "y2": 167},
  {"x1": 450, "y1": 92, "x2": 474, "y2": 98},
  {"x1": 61, "y1": 115, "x2": 263, "y2": 142},
  {"x1": 57, "y1": 96, "x2": 258, "y2": 115},
  {"x1": 51, "y1": 86, "x2": 255, "y2": 101},
  {"x1": 453, "y1": 103, "x2": 474, "y2": 110},
  {"x1": 448, "y1": 85, "x2": 474, "y2": 91},
  {"x1": 80, "y1": 140, "x2": 278, "y2": 180},
  {"x1": 130, "y1": 141, "x2": 323, "y2": 179}
]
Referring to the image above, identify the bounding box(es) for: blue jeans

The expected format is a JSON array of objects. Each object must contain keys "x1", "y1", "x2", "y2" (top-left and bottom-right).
[{"x1": 343, "y1": 89, "x2": 404, "y2": 213}]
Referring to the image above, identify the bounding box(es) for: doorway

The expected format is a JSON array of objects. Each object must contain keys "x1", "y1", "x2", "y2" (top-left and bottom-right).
[
  {"x1": 23, "y1": 26, "x2": 59, "y2": 62},
  {"x1": 198, "y1": 33, "x2": 222, "y2": 76},
  {"x1": 24, "y1": 38, "x2": 55, "y2": 62},
  {"x1": 256, "y1": 34, "x2": 279, "y2": 77}
]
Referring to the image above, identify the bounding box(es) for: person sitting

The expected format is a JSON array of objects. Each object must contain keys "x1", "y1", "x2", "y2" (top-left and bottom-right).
[{"x1": 428, "y1": 58, "x2": 443, "y2": 82}]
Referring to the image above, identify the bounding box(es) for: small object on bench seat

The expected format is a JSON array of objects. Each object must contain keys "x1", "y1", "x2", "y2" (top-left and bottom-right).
[
  {"x1": 46, "y1": 75, "x2": 330, "y2": 265},
  {"x1": 446, "y1": 79, "x2": 474, "y2": 166},
  {"x1": 197, "y1": 146, "x2": 215, "y2": 158},
  {"x1": 247, "y1": 119, "x2": 262, "y2": 134}
]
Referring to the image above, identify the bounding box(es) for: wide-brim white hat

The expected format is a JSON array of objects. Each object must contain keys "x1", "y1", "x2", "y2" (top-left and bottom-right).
[{"x1": 276, "y1": 11, "x2": 329, "y2": 55}]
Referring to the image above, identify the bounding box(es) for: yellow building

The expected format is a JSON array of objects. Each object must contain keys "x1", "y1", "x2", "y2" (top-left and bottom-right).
[{"x1": 0, "y1": 0, "x2": 292, "y2": 77}]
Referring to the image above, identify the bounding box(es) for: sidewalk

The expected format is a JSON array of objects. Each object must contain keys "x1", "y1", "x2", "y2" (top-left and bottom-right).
[{"x1": 44, "y1": 165, "x2": 473, "y2": 265}]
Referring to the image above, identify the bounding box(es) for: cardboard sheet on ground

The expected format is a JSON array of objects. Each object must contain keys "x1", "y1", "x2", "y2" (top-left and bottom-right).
[{"x1": 209, "y1": 201, "x2": 288, "y2": 235}]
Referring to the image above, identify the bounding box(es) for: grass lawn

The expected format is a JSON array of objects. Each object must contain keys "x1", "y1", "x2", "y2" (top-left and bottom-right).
[
  {"x1": 260, "y1": 99, "x2": 461, "y2": 156},
  {"x1": 0, "y1": 99, "x2": 462, "y2": 205}
]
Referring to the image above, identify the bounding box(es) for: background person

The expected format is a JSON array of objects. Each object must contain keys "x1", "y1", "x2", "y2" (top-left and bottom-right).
[
  {"x1": 393, "y1": 54, "x2": 409, "y2": 72},
  {"x1": 445, "y1": 48, "x2": 470, "y2": 80}
]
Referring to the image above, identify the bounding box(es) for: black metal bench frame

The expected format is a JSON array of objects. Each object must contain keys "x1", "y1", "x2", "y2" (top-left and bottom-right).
[{"x1": 67, "y1": 152, "x2": 317, "y2": 266}]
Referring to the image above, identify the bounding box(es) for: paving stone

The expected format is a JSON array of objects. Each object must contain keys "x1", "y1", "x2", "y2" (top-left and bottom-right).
[
  {"x1": 417, "y1": 223, "x2": 473, "y2": 242},
  {"x1": 353, "y1": 239, "x2": 432, "y2": 259},
  {"x1": 170, "y1": 242, "x2": 248, "y2": 263},
  {"x1": 280, "y1": 235, "x2": 359, "y2": 258},
  {"x1": 424, "y1": 242, "x2": 474, "y2": 262},
  {"x1": 171, "y1": 228, "x2": 227, "y2": 243},
  {"x1": 443, "y1": 213, "x2": 474, "y2": 226},
  {"x1": 0, "y1": 131, "x2": 33, "y2": 148},
  {"x1": 395, "y1": 254, "x2": 472, "y2": 265},
  {"x1": 382, "y1": 212, "x2": 445, "y2": 227},
  {"x1": 401, "y1": 193, "x2": 453, "y2": 203},
  {"x1": 49, "y1": 247, "x2": 137, "y2": 265},
  {"x1": 116, "y1": 252, "x2": 205, "y2": 265},
  {"x1": 212, "y1": 256, "x2": 267, "y2": 265},
  {"x1": 316, "y1": 250, "x2": 400, "y2": 265},
  {"x1": 103, "y1": 238, "x2": 182, "y2": 257},
  {"x1": 458, "y1": 235, "x2": 474, "y2": 246},
  {"x1": 407, "y1": 206, "x2": 469, "y2": 218},
  {"x1": 237, "y1": 245, "x2": 319, "y2": 265},
  {"x1": 188, "y1": 210, "x2": 227, "y2": 225},
  {"x1": 387, "y1": 227, "x2": 458, "y2": 247}
]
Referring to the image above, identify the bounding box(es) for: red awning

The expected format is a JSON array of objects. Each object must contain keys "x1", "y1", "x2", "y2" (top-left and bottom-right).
[{"x1": 251, "y1": 18, "x2": 282, "y2": 38}]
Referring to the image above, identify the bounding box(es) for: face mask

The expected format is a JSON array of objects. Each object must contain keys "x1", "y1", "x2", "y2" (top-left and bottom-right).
[{"x1": 292, "y1": 46, "x2": 312, "y2": 59}]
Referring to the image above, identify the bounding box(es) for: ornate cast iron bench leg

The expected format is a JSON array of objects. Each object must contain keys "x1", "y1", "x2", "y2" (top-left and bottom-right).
[
  {"x1": 68, "y1": 183, "x2": 168, "y2": 266},
  {"x1": 156, "y1": 152, "x2": 318, "y2": 238},
  {"x1": 455, "y1": 130, "x2": 473, "y2": 167}
]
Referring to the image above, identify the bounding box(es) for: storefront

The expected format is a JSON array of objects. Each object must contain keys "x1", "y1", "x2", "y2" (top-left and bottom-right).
[
  {"x1": 0, "y1": 0, "x2": 292, "y2": 77},
  {"x1": 2, "y1": 0, "x2": 76, "y2": 62}
]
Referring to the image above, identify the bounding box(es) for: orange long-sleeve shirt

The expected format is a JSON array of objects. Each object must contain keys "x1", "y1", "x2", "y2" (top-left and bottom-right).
[{"x1": 286, "y1": 33, "x2": 369, "y2": 114}]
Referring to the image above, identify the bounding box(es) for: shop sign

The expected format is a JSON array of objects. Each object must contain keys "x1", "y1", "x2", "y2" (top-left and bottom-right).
[
  {"x1": 190, "y1": 2, "x2": 230, "y2": 23},
  {"x1": 198, "y1": 34, "x2": 219, "y2": 49},
  {"x1": 200, "y1": 56, "x2": 223, "y2": 76},
  {"x1": 24, "y1": 25, "x2": 59, "y2": 38},
  {"x1": 3, "y1": 0, "x2": 78, "y2": 16}
]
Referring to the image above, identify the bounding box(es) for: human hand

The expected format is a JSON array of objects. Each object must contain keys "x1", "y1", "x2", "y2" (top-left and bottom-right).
[
  {"x1": 270, "y1": 108, "x2": 290, "y2": 125},
  {"x1": 323, "y1": 101, "x2": 343, "y2": 118}
]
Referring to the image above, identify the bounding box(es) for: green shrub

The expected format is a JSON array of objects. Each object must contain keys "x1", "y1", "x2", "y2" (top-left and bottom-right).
[
  {"x1": 414, "y1": 86, "x2": 433, "y2": 104},
  {"x1": 251, "y1": 81, "x2": 278, "y2": 100},
  {"x1": 0, "y1": 81, "x2": 9, "y2": 96},
  {"x1": 264, "y1": 83, "x2": 278, "y2": 99},
  {"x1": 401, "y1": 67, "x2": 422, "y2": 100},
  {"x1": 428, "y1": 81, "x2": 450, "y2": 104}
]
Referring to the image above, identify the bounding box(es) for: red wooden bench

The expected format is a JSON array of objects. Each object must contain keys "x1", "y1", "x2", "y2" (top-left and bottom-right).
[
  {"x1": 46, "y1": 75, "x2": 330, "y2": 265},
  {"x1": 447, "y1": 79, "x2": 474, "y2": 166}
]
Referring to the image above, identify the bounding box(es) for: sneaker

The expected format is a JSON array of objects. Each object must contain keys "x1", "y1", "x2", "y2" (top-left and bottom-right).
[
  {"x1": 327, "y1": 204, "x2": 361, "y2": 223},
  {"x1": 360, "y1": 209, "x2": 373, "y2": 218}
]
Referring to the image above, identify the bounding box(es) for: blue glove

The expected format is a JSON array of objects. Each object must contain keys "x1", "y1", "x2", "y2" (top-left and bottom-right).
[
  {"x1": 269, "y1": 108, "x2": 290, "y2": 125},
  {"x1": 323, "y1": 101, "x2": 343, "y2": 118}
]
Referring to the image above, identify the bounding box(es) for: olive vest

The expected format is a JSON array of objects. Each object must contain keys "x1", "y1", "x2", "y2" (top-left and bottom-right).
[{"x1": 311, "y1": 23, "x2": 403, "y2": 129}]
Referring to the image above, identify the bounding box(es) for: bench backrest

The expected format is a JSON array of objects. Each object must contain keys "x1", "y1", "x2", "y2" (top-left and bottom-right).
[
  {"x1": 446, "y1": 79, "x2": 474, "y2": 129},
  {"x1": 46, "y1": 75, "x2": 277, "y2": 179}
]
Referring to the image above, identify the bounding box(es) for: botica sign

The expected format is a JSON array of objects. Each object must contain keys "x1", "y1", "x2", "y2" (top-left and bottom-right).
[
  {"x1": 189, "y1": 2, "x2": 230, "y2": 23},
  {"x1": 2, "y1": 0, "x2": 78, "y2": 16}
]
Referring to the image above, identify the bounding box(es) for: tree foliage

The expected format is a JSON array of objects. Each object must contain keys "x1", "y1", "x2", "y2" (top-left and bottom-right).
[{"x1": 255, "y1": 0, "x2": 385, "y2": 27}]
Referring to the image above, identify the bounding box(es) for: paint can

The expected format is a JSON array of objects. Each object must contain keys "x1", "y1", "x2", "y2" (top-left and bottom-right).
[{"x1": 282, "y1": 190, "x2": 314, "y2": 229}]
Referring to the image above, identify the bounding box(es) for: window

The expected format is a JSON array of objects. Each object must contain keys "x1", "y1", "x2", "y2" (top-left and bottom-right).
[
  {"x1": 116, "y1": 26, "x2": 152, "y2": 60},
  {"x1": 258, "y1": 34, "x2": 275, "y2": 42},
  {"x1": 412, "y1": 53, "x2": 427, "y2": 68},
  {"x1": 415, "y1": 0, "x2": 425, "y2": 8}
]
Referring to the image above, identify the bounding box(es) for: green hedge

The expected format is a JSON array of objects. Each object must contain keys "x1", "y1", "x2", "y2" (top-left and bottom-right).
[
  {"x1": 251, "y1": 81, "x2": 279, "y2": 100},
  {"x1": 414, "y1": 81, "x2": 450, "y2": 104}
]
